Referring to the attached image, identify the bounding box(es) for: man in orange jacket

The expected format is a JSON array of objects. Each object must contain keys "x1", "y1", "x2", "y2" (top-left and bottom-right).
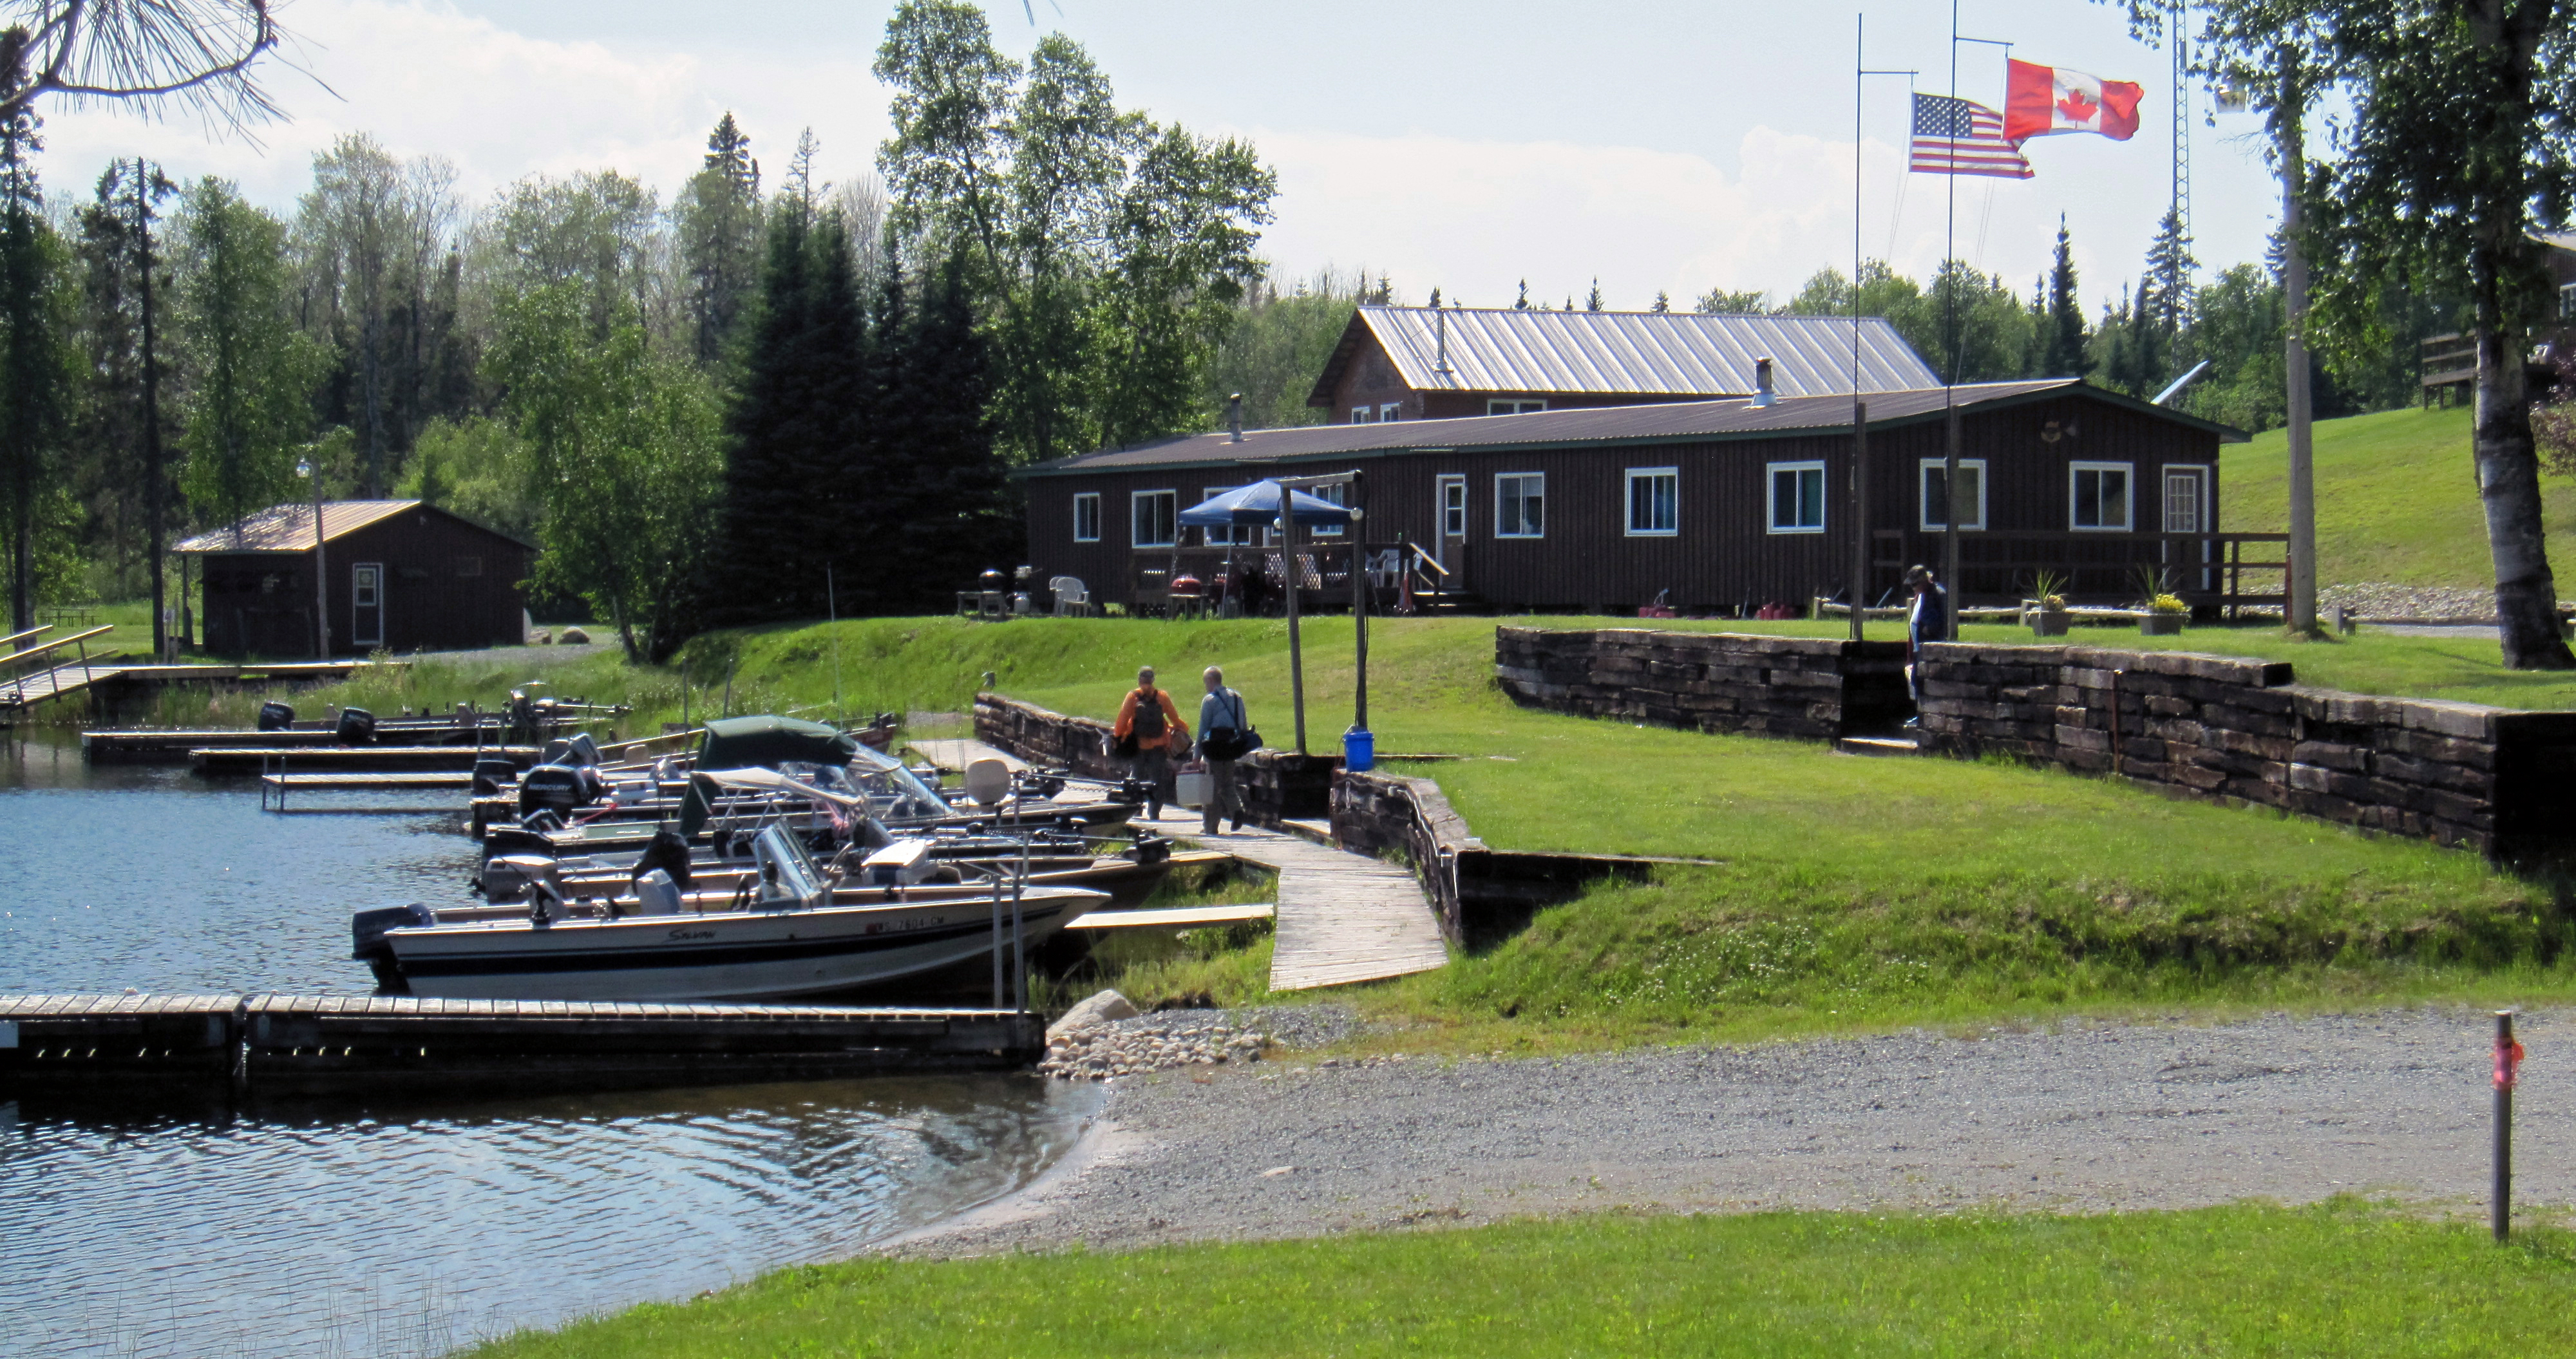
[{"x1": 1114, "y1": 665, "x2": 1190, "y2": 821}]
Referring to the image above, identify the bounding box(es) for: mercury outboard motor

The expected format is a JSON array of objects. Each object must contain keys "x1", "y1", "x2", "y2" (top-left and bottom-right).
[
  {"x1": 257, "y1": 701, "x2": 296, "y2": 732},
  {"x1": 518, "y1": 764, "x2": 590, "y2": 817},
  {"x1": 336, "y1": 706, "x2": 376, "y2": 745}
]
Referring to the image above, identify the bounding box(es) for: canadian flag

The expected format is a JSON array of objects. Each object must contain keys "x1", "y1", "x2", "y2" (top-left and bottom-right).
[{"x1": 2005, "y1": 58, "x2": 2143, "y2": 142}]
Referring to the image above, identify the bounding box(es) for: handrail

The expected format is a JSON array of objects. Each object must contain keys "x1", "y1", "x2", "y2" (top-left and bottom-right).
[
  {"x1": 1405, "y1": 541, "x2": 1450, "y2": 577},
  {"x1": 1, "y1": 623, "x2": 50, "y2": 650},
  {"x1": 0, "y1": 624, "x2": 113, "y2": 675}
]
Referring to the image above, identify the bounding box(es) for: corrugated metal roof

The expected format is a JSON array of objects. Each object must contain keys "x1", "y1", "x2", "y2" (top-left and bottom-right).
[
  {"x1": 1027, "y1": 378, "x2": 2239, "y2": 478},
  {"x1": 175, "y1": 500, "x2": 422, "y2": 554},
  {"x1": 1307, "y1": 306, "x2": 1939, "y2": 407}
]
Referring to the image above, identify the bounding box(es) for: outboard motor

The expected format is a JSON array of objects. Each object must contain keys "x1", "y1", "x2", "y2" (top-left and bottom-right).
[
  {"x1": 471, "y1": 756, "x2": 518, "y2": 796},
  {"x1": 1108, "y1": 778, "x2": 1152, "y2": 807},
  {"x1": 257, "y1": 701, "x2": 296, "y2": 732},
  {"x1": 630, "y1": 829, "x2": 695, "y2": 889},
  {"x1": 350, "y1": 902, "x2": 435, "y2": 990},
  {"x1": 336, "y1": 706, "x2": 376, "y2": 745},
  {"x1": 518, "y1": 764, "x2": 591, "y2": 817}
]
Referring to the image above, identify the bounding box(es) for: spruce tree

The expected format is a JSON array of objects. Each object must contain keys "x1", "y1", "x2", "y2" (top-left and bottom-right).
[
  {"x1": 2042, "y1": 217, "x2": 2091, "y2": 379},
  {"x1": 893, "y1": 247, "x2": 1008, "y2": 612},
  {"x1": 1651, "y1": 290, "x2": 1669, "y2": 314},
  {"x1": 677, "y1": 113, "x2": 764, "y2": 368},
  {"x1": 1585, "y1": 279, "x2": 1603, "y2": 311}
]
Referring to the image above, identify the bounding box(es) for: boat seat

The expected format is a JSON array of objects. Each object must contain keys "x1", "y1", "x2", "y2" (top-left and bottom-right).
[{"x1": 632, "y1": 868, "x2": 684, "y2": 916}]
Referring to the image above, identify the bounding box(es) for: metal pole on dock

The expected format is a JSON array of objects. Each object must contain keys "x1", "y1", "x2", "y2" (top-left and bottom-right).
[
  {"x1": 826, "y1": 567, "x2": 842, "y2": 719},
  {"x1": 1352, "y1": 479, "x2": 1368, "y2": 733},
  {"x1": 990, "y1": 867, "x2": 1005, "y2": 1011},
  {"x1": 2496, "y1": 1010, "x2": 2522, "y2": 1241},
  {"x1": 1276, "y1": 480, "x2": 1306, "y2": 754}
]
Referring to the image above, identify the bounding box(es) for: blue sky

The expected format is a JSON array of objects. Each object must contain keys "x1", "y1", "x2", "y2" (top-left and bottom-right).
[{"x1": 42, "y1": 0, "x2": 2287, "y2": 314}]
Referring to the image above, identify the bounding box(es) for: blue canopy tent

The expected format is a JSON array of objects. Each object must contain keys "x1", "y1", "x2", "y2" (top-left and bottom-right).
[
  {"x1": 1175, "y1": 481, "x2": 1355, "y2": 529},
  {"x1": 1170, "y1": 474, "x2": 1367, "y2": 762}
]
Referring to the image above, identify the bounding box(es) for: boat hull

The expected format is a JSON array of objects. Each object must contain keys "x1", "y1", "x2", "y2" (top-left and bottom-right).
[{"x1": 383, "y1": 888, "x2": 1101, "y2": 1002}]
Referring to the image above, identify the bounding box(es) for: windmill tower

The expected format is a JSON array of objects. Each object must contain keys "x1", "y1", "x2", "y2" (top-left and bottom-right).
[{"x1": 2162, "y1": 0, "x2": 2192, "y2": 325}]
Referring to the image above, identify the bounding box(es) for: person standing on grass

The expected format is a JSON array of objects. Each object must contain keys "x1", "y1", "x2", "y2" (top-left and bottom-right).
[
  {"x1": 1904, "y1": 564, "x2": 1946, "y2": 726},
  {"x1": 1197, "y1": 666, "x2": 1254, "y2": 834},
  {"x1": 1114, "y1": 666, "x2": 1189, "y2": 821}
]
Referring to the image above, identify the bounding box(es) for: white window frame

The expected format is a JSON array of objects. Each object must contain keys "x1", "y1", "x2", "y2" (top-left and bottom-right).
[
  {"x1": 2561, "y1": 281, "x2": 2576, "y2": 319},
  {"x1": 1309, "y1": 482, "x2": 1349, "y2": 538},
  {"x1": 2069, "y1": 461, "x2": 2135, "y2": 532},
  {"x1": 1917, "y1": 458, "x2": 1987, "y2": 532},
  {"x1": 1495, "y1": 473, "x2": 1546, "y2": 539},
  {"x1": 1072, "y1": 492, "x2": 1101, "y2": 543},
  {"x1": 1378, "y1": 402, "x2": 1403, "y2": 422},
  {"x1": 1350, "y1": 406, "x2": 1374, "y2": 424},
  {"x1": 2161, "y1": 464, "x2": 2211, "y2": 534},
  {"x1": 1437, "y1": 474, "x2": 1468, "y2": 539},
  {"x1": 1624, "y1": 467, "x2": 1679, "y2": 537},
  {"x1": 1131, "y1": 489, "x2": 1177, "y2": 547},
  {"x1": 1765, "y1": 460, "x2": 1826, "y2": 534},
  {"x1": 1487, "y1": 398, "x2": 1548, "y2": 416},
  {"x1": 1198, "y1": 487, "x2": 1253, "y2": 545}
]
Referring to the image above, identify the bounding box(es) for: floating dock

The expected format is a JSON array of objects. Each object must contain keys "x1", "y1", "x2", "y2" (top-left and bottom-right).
[
  {"x1": 194, "y1": 744, "x2": 539, "y2": 776},
  {"x1": 86, "y1": 723, "x2": 500, "y2": 761},
  {"x1": 0, "y1": 993, "x2": 1044, "y2": 1098}
]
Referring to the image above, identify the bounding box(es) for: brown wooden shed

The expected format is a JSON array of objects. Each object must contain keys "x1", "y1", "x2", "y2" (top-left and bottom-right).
[
  {"x1": 1022, "y1": 380, "x2": 2266, "y2": 616},
  {"x1": 176, "y1": 500, "x2": 532, "y2": 657}
]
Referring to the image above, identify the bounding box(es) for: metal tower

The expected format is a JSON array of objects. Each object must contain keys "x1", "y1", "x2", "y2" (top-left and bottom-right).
[{"x1": 2165, "y1": 0, "x2": 2192, "y2": 321}]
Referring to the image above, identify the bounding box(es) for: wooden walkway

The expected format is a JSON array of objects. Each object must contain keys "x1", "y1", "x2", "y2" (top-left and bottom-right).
[
  {"x1": 905, "y1": 736, "x2": 1029, "y2": 774},
  {"x1": 2, "y1": 662, "x2": 127, "y2": 709},
  {"x1": 1160, "y1": 815, "x2": 1448, "y2": 991}
]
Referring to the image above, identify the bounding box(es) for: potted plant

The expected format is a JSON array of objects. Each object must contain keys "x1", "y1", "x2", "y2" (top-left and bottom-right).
[
  {"x1": 2025, "y1": 570, "x2": 2070, "y2": 637},
  {"x1": 2141, "y1": 593, "x2": 2188, "y2": 635}
]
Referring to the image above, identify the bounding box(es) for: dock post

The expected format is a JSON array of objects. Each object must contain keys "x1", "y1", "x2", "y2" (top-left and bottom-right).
[{"x1": 2495, "y1": 1010, "x2": 2522, "y2": 1241}]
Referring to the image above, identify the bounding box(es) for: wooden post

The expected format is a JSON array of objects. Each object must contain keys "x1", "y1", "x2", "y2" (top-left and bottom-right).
[
  {"x1": 1278, "y1": 480, "x2": 1306, "y2": 754},
  {"x1": 2495, "y1": 1009, "x2": 2521, "y2": 1241}
]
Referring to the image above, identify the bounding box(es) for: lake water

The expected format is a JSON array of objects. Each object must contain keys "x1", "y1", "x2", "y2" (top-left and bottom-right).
[{"x1": 0, "y1": 729, "x2": 1097, "y2": 1358}]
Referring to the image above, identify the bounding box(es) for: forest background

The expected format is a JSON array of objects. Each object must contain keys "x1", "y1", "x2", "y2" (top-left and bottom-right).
[{"x1": 0, "y1": 0, "x2": 2450, "y2": 661}]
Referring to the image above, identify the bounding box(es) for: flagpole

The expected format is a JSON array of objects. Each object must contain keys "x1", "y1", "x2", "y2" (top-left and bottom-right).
[
  {"x1": 1853, "y1": 17, "x2": 1913, "y2": 643},
  {"x1": 1943, "y1": 0, "x2": 1961, "y2": 640}
]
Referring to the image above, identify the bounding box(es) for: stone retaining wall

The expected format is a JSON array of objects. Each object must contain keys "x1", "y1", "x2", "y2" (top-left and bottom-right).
[
  {"x1": 1494, "y1": 626, "x2": 1911, "y2": 740},
  {"x1": 1332, "y1": 770, "x2": 1669, "y2": 947},
  {"x1": 972, "y1": 693, "x2": 1340, "y2": 825},
  {"x1": 1916, "y1": 642, "x2": 2576, "y2": 856}
]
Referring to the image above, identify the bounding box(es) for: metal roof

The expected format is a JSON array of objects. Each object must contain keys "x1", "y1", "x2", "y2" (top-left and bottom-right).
[
  {"x1": 1306, "y1": 306, "x2": 1940, "y2": 408},
  {"x1": 176, "y1": 500, "x2": 425, "y2": 554},
  {"x1": 1027, "y1": 379, "x2": 2244, "y2": 478}
]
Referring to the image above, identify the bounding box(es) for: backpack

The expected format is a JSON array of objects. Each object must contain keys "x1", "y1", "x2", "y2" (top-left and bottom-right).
[{"x1": 1130, "y1": 689, "x2": 1166, "y2": 739}]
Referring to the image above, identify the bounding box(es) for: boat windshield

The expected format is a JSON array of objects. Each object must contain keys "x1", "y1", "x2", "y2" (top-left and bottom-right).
[{"x1": 844, "y1": 746, "x2": 953, "y2": 822}]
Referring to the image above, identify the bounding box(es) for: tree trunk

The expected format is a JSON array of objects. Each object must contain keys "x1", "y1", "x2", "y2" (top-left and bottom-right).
[{"x1": 2278, "y1": 48, "x2": 2318, "y2": 635}]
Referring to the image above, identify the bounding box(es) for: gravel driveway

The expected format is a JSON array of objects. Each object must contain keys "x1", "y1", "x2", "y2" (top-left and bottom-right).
[{"x1": 896, "y1": 1007, "x2": 2564, "y2": 1255}]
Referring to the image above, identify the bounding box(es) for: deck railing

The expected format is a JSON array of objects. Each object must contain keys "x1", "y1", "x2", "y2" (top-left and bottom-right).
[{"x1": 1871, "y1": 530, "x2": 2289, "y2": 617}]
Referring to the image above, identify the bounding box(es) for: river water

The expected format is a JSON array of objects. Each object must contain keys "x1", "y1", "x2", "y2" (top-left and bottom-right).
[{"x1": 0, "y1": 730, "x2": 1097, "y2": 1358}]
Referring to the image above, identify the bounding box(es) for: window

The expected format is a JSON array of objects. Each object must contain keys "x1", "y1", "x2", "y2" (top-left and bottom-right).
[
  {"x1": 1625, "y1": 467, "x2": 1678, "y2": 536},
  {"x1": 1766, "y1": 462, "x2": 1826, "y2": 533},
  {"x1": 1350, "y1": 406, "x2": 1374, "y2": 424},
  {"x1": 1495, "y1": 473, "x2": 1545, "y2": 538},
  {"x1": 1132, "y1": 489, "x2": 1177, "y2": 547},
  {"x1": 2562, "y1": 282, "x2": 2576, "y2": 319},
  {"x1": 1196, "y1": 487, "x2": 1253, "y2": 545},
  {"x1": 2070, "y1": 462, "x2": 2134, "y2": 531},
  {"x1": 1073, "y1": 492, "x2": 1102, "y2": 543},
  {"x1": 1309, "y1": 482, "x2": 1349, "y2": 538},
  {"x1": 1379, "y1": 402, "x2": 1403, "y2": 422},
  {"x1": 1917, "y1": 458, "x2": 1987, "y2": 531},
  {"x1": 453, "y1": 556, "x2": 482, "y2": 577},
  {"x1": 1437, "y1": 474, "x2": 1468, "y2": 538},
  {"x1": 1487, "y1": 398, "x2": 1547, "y2": 416}
]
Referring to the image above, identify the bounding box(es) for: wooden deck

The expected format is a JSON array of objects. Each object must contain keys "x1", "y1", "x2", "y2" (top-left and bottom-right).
[
  {"x1": 5, "y1": 659, "x2": 377, "y2": 713},
  {"x1": 1167, "y1": 816, "x2": 1448, "y2": 991},
  {"x1": 263, "y1": 771, "x2": 473, "y2": 792}
]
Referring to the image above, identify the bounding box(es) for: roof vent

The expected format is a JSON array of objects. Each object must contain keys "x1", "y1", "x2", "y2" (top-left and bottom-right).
[
  {"x1": 1434, "y1": 306, "x2": 1450, "y2": 375},
  {"x1": 1752, "y1": 357, "x2": 1776, "y2": 408},
  {"x1": 1229, "y1": 392, "x2": 1244, "y2": 443}
]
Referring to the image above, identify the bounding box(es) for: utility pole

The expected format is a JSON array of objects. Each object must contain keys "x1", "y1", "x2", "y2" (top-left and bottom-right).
[{"x1": 2277, "y1": 44, "x2": 2317, "y2": 635}]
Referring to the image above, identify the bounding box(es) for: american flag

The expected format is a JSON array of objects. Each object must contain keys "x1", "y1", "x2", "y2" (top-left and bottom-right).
[{"x1": 1910, "y1": 93, "x2": 2034, "y2": 179}]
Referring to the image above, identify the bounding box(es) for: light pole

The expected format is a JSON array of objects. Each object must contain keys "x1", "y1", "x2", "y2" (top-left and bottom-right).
[{"x1": 297, "y1": 458, "x2": 328, "y2": 658}]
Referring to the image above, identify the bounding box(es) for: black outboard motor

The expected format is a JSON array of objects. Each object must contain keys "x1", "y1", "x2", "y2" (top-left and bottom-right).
[
  {"x1": 350, "y1": 902, "x2": 435, "y2": 990},
  {"x1": 336, "y1": 706, "x2": 375, "y2": 745},
  {"x1": 257, "y1": 701, "x2": 296, "y2": 732},
  {"x1": 518, "y1": 764, "x2": 590, "y2": 817},
  {"x1": 471, "y1": 756, "x2": 518, "y2": 795},
  {"x1": 630, "y1": 829, "x2": 695, "y2": 889}
]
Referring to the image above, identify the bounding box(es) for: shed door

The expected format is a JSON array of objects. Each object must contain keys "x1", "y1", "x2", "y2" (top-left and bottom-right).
[
  {"x1": 351, "y1": 563, "x2": 384, "y2": 648},
  {"x1": 2161, "y1": 467, "x2": 2211, "y2": 594}
]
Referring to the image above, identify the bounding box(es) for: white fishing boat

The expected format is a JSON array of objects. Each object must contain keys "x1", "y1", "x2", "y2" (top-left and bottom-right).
[{"x1": 359, "y1": 825, "x2": 1101, "y2": 1002}]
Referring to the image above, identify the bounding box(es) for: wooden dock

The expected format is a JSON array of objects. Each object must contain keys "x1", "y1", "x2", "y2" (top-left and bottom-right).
[
  {"x1": 86, "y1": 722, "x2": 497, "y2": 761},
  {"x1": 1067, "y1": 902, "x2": 1274, "y2": 932},
  {"x1": 195, "y1": 744, "x2": 538, "y2": 775},
  {"x1": 0, "y1": 992, "x2": 1044, "y2": 1096},
  {"x1": 261, "y1": 771, "x2": 474, "y2": 808},
  {"x1": 1197, "y1": 821, "x2": 1450, "y2": 991},
  {"x1": 905, "y1": 737, "x2": 1029, "y2": 774},
  {"x1": 5, "y1": 656, "x2": 377, "y2": 714}
]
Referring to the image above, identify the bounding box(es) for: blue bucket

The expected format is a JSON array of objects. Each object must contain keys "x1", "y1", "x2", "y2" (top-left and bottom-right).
[{"x1": 1342, "y1": 726, "x2": 1374, "y2": 773}]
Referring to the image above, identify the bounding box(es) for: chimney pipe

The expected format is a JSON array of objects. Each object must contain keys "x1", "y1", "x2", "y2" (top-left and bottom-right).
[
  {"x1": 1228, "y1": 392, "x2": 1244, "y2": 442},
  {"x1": 1434, "y1": 306, "x2": 1450, "y2": 375},
  {"x1": 1752, "y1": 357, "x2": 1776, "y2": 408}
]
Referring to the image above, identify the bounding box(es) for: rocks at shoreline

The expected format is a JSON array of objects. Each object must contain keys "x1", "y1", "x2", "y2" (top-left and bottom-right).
[
  {"x1": 1037, "y1": 995, "x2": 1363, "y2": 1080},
  {"x1": 2320, "y1": 581, "x2": 2523, "y2": 621}
]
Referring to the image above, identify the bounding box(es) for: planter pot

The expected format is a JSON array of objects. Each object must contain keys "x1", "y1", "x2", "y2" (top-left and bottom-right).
[
  {"x1": 2141, "y1": 612, "x2": 2186, "y2": 636},
  {"x1": 2031, "y1": 609, "x2": 2070, "y2": 637}
]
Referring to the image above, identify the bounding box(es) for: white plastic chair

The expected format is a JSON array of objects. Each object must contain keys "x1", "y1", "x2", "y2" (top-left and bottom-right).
[{"x1": 1050, "y1": 576, "x2": 1093, "y2": 617}]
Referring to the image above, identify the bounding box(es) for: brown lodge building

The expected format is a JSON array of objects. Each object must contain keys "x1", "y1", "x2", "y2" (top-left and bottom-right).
[
  {"x1": 1025, "y1": 353, "x2": 2259, "y2": 616},
  {"x1": 176, "y1": 500, "x2": 532, "y2": 656}
]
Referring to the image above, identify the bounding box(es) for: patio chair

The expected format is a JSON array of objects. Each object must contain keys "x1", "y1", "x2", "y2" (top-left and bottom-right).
[{"x1": 1051, "y1": 576, "x2": 1094, "y2": 617}]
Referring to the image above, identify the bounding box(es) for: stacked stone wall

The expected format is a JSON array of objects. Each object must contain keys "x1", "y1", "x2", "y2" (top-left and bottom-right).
[{"x1": 1493, "y1": 627, "x2": 1911, "y2": 740}]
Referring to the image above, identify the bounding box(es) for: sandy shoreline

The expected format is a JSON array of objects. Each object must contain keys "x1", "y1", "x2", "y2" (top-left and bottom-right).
[{"x1": 889, "y1": 1006, "x2": 2568, "y2": 1257}]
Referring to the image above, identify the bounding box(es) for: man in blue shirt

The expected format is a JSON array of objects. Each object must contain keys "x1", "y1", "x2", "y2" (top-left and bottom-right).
[
  {"x1": 1197, "y1": 666, "x2": 1254, "y2": 833},
  {"x1": 1904, "y1": 565, "x2": 1946, "y2": 727}
]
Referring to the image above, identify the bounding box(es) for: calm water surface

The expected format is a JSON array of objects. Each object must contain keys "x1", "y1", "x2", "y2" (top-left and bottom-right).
[{"x1": 0, "y1": 730, "x2": 1097, "y2": 1358}]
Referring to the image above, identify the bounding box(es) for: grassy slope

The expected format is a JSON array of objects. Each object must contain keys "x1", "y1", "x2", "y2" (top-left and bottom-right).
[
  {"x1": 2221, "y1": 402, "x2": 2576, "y2": 588},
  {"x1": 469, "y1": 1204, "x2": 2576, "y2": 1358}
]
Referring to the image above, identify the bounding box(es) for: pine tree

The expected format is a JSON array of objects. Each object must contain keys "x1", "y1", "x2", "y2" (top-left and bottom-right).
[
  {"x1": 1651, "y1": 290, "x2": 1669, "y2": 314},
  {"x1": 894, "y1": 247, "x2": 1009, "y2": 612},
  {"x1": 1426, "y1": 286, "x2": 1441, "y2": 308},
  {"x1": 1513, "y1": 279, "x2": 1528, "y2": 310},
  {"x1": 0, "y1": 113, "x2": 68, "y2": 633},
  {"x1": 677, "y1": 112, "x2": 764, "y2": 368},
  {"x1": 1585, "y1": 279, "x2": 1603, "y2": 311},
  {"x1": 2143, "y1": 205, "x2": 2195, "y2": 339},
  {"x1": 2042, "y1": 216, "x2": 2090, "y2": 378}
]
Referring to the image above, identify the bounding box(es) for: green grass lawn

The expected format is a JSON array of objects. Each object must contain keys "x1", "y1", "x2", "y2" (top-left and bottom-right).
[
  {"x1": 467, "y1": 1204, "x2": 2576, "y2": 1358},
  {"x1": 2220, "y1": 402, "x2": 2576, "y2": 589}
]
